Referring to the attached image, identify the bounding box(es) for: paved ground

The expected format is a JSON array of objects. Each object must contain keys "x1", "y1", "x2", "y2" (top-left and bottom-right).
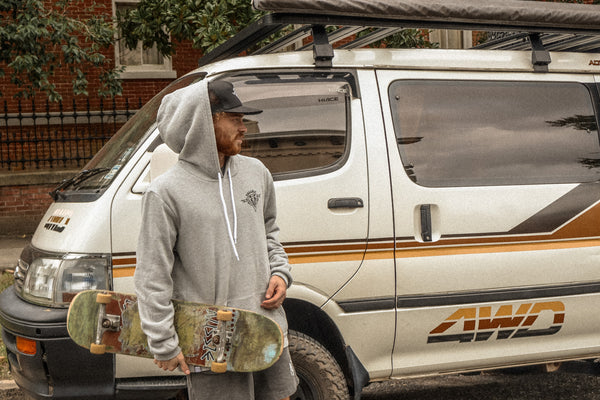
[
  {"x1": 1, "y1": 361, "x2": 600, "y2": 399},
  {"x1": 361, "y1": 361, "x2": 600, "y2": 400},
  {"x1": 0, "y1": 380, "x2": 21, "y2": 400},
  {"x1": 0, "y1": 235, "x2": 29, "y2": 271}
]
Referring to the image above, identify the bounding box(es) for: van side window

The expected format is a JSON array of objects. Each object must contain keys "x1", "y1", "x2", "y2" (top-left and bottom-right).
[
  {"x1": 390, "y1": 80, "x2": 600, "y2": 187},
  {"x1": 225, "y1": 74, "x2": 351, "y2": 177}
]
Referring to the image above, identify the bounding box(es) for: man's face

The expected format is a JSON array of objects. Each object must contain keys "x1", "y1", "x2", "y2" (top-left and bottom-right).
[{"x1": 213, "y1": 112, "x2": 247, "y2": 158}]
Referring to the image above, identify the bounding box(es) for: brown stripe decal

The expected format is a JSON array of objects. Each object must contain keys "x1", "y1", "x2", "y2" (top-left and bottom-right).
[
  {"x1": 112, "y1": 258, "x2": 137, "y2": 266},
  {"x1": 509, "y1": 182, "x2": 600, "y2": 235}
]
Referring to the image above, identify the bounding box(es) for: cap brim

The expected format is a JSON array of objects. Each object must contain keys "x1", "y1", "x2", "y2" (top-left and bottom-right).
[{"x1": 224, "y1": 105, "x2": 263, "y2": 115}]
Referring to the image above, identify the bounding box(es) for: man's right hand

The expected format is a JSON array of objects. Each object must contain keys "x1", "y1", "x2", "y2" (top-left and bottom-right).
[{"x1": 154, "y1": 351, "x2": 190, "y2": 375}]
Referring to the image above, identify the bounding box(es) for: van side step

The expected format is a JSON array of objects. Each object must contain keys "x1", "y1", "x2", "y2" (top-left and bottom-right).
[{"x1": 115, "y1": 376, "x2": 187, "y2": 392}]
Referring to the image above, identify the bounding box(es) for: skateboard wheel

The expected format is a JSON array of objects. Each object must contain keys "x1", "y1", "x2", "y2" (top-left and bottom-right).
[
  {"x1": 90, "y1": 343, "x2": 106, "y2": 355},
  {"x1": 96, "y1": 292, "x2": 112, "y2": 304},
  {"x1": 217, "y1": 310, "x2": 233, "y2": 321},
  {"x1": 210, "y1": 361, "x2": 227, "y2": 373}
]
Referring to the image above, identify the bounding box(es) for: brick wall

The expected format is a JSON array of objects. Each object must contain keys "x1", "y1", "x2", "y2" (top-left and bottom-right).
[
  {"x1": 0, "y1": 1, "x2": 204, "y2": 235},
  {"x1": 0, "y1": 185, "x2": 50, "y2": 217},
  {"x1": 0, "y1": 176, "x2": 66, "y2": 235}
]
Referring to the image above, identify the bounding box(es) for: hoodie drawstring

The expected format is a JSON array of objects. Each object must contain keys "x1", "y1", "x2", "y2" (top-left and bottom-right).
[
  {"x1": 218, "y1": 169, "x2": 239, "y2": 261},
  {"x1": 228, "y1": 168, "x2": 238, "y2": 244}
]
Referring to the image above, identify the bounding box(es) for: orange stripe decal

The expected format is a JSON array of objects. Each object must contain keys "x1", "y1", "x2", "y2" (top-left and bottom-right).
[{"x1": 113, "y1": 267, "x2": 136, "y2": 278}]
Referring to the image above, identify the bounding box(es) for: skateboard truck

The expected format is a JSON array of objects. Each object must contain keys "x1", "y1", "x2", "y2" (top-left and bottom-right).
[
  {"x1": 210, "y1": 309, "x2": 234, "y2": 373},
  {"x1": 90, "y1": 292, "x2": 121, "y2": 354}
]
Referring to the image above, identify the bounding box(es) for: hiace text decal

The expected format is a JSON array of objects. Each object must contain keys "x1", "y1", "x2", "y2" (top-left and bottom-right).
[{"x1": 428, "y1": 301, "x2": 565, "y2": 344}]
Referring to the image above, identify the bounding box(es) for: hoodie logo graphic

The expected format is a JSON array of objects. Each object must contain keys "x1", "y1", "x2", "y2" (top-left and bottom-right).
[{"x1": 242, "y1": 190, "x2": 261, "y2": 212}]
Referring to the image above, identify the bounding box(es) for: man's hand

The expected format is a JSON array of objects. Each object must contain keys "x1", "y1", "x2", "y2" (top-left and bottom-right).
[
  {"x1": 261, "y1": 275, "x2": 287, "y2": 310},
  {"x1": 154, "y1": 351, "x2": 190, "y2": 375}
]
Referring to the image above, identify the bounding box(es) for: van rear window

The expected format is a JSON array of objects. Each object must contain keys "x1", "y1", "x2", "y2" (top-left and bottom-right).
[{"x1": 390, "y1": 80, "x2": 600, "y2": 187}]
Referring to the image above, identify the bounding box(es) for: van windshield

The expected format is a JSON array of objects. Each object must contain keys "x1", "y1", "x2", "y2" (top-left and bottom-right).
[{"x1": 55, "y1": 73, "x2": 206, "y2": 199}]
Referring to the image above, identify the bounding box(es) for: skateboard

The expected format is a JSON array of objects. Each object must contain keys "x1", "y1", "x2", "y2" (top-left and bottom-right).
[{"x1": 67, "y1": 290, "x2": 283, "y2": 373}]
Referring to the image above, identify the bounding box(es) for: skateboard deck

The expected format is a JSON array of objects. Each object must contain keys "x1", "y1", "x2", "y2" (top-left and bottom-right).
[{"x1": 67, "y1": 290, "x2": 283, "y2": 373}]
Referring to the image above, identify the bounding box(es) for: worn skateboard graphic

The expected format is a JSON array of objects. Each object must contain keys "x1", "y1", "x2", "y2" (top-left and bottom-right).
[{"x1": 67, "y1": 290, "x2": 283, "y2": 373}]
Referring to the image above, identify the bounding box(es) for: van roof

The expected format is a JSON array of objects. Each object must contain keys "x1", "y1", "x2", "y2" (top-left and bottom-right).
[{"x1": 200, "y1": 47, "x2": 600, "y2": 76}]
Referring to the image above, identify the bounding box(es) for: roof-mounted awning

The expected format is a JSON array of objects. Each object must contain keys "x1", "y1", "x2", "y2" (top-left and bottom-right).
[{"x1": 252, "y1": 0, "x2": 600, "y2": 33}]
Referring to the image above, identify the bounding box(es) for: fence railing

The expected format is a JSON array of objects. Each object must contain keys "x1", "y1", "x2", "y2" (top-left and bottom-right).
[{"x1": 0, "y1": 98, "x2": 141, "y2": 171}]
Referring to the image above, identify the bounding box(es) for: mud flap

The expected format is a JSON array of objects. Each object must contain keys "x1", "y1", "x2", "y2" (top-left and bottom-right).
[{"x1": 345, "y1": 346, "x2": 369, "y2": 400}]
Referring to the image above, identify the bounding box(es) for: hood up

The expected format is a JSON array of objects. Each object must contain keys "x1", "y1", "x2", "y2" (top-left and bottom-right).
[
  {"x1": 157, "y1": 79, "x2": 221, "y2": 180},
  {"x1": 156, "y1": 79, "x2": 240, "y2": 260}
]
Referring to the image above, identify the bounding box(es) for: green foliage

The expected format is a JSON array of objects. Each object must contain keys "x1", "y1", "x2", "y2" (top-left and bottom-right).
[
  {"x1": 385, "y1": 29, "x2": 438, "y2": 49},
  {"x1": 0, "y1": 0, "x2": 123, "y2": 101},
  {"x1": 117, "y1": 0, "x2": 439, "y2": 56},
  {"x1": 117, "y1": 0, "x2": 264, "y2": 55}
]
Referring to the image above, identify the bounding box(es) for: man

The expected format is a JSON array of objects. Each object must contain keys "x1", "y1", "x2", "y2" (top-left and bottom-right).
[{"x1": 134, "y1": 79, "x2": 298, "y2": 400}]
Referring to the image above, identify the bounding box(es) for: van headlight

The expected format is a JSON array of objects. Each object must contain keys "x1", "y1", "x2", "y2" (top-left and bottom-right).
[{"x1": 17, "y1": 251, "x2": 110, "y2": 308}]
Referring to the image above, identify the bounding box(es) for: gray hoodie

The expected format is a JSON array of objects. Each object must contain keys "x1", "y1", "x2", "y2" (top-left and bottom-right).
[{"x1": 134, "y1": 79, "x2": 292, "y2": 361}]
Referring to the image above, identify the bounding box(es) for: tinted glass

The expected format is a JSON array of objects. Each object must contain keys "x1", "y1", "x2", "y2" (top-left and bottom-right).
[
  {"x1": 390, "y1": 80, "x2": 600, "y2": 186},
  {"x1": 226, "y1": 74, "x2": 350, "y2": 176}
]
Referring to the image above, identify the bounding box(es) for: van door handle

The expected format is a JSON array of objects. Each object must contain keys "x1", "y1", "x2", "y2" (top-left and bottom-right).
[
  {"x1": 328, "y1": 197, "x2": 364, "y2": 209},
  {"x1": 420, "y1": 204, "x2": 432, "y2": 242}
]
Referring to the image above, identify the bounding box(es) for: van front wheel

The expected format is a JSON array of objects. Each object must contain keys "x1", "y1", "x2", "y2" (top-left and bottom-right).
[{"x1": 289, "y1": 330, "x2": 350, "y2": 400}]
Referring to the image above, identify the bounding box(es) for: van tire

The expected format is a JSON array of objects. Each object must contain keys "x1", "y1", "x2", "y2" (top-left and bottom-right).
[{"x1": 289, "y1": 330, "x2": 350, "y2": 400}]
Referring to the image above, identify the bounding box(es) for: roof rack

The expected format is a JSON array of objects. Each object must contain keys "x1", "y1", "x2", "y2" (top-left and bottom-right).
[
  {"x1": 476, "y1": 32, "x2": 600, "y2": 53},
  {"x1": 474, "y1": 32, "x2": 600, "y2": 72},
  {"x1": 198, "y1": 12, "x2": 600, "y2": 70}
]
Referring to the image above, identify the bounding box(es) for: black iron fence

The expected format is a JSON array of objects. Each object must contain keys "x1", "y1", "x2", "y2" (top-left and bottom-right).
[{"x1": 0, "y1": 98, "x2": 142, "y2": 171}]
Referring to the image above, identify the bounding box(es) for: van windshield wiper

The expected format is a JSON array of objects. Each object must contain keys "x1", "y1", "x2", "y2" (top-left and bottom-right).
[{"x1": 49, "y1": 167, "x2": 110, "y2": 200}]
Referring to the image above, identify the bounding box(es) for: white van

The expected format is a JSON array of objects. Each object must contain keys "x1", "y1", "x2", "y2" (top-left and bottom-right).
[{"x1": 3, "y1": 1, "x2": 600, "y2": 399}]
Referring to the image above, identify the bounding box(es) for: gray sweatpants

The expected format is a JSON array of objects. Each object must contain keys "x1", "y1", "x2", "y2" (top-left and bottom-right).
[{"x1": 186, "y1": 347, "x2": 298, "y2": 400}]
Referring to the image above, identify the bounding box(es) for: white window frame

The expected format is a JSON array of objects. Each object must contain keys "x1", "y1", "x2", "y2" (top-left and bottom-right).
[{"x1": 113, "y1": 0, "x2": 177, "y2": 79}]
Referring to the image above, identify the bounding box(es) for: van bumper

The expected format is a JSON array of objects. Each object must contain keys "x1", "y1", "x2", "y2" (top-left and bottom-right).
[{"x1": 0, "y1": 286, "x2": 115, "y2": 399}]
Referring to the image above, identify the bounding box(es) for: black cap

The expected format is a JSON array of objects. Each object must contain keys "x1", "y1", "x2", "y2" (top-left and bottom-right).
[{"x1": 208, "y1": 81, "x2": 262, "y2": 115}]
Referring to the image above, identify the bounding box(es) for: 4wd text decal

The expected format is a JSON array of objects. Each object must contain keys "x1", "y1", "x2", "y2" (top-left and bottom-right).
[{"x1": 428, "y1": 301, "x2": 565, "y2": 344}]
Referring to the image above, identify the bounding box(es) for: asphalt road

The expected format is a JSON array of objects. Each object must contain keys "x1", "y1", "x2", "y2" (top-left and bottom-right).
[{"x1": 3, "y1": 361, "x2": 600, "y2": 399}]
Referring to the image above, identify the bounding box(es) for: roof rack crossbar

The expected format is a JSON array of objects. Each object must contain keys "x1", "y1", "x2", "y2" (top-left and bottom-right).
[
  {"x1": 252, "y1": 25, "x2": 313, "y2": 55},
  {"x1": 338, "y1": 27, "x2": 406, "y2": 49},
  {"x1": 198, "y1": 16, "x2": 287, "y2": 67},
  {"x1": 474, "y1": 32, "x2": 600, "y2": 53},
  {"x1": 474, "y1": 32, "x2": 529, "y2": 50},
  {"x1": 540, "y1": 34, "x2": 599, "y2": 52},
  {"x1": 565, "y1": 37, "x2": 600, "y2": 52},
  {"x1": 298, "y1": 26, "x2": 366, "y2": 51}
]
